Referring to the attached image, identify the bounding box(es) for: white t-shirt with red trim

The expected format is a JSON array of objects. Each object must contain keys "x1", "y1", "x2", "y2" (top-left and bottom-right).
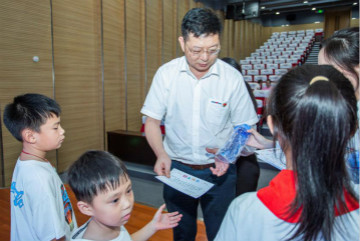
[{"x1": 215, "y1": 170, "x2": 359, "y2": 241}]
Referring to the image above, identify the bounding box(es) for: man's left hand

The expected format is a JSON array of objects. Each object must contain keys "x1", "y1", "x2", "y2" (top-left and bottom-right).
[{"x1": 206, "y1": 147, "x2": 229, "y2": 177}]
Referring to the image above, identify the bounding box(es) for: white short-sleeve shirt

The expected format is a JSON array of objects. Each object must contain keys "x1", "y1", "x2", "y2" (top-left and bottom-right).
[
  {"x1": 11, "y1": 159, "x2": 77, "y2": 241},
  {"x1": 71, "y1": 220, "x2": 132, "y2": 241},
  {"x1": 141, "y1": 57, "x2": 258, "y2": 164}
]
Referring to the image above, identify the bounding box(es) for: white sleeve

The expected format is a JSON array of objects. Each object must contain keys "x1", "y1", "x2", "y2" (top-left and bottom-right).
[
  {"x1": 229, "y1": 74, "x2": 258, "y2": 126},
  {"x1": 214, "y1": 199, "x2": 239, "y2": 241},
  {"x1": 141, "y1": 67, "x2": 169, "y2": 120}
]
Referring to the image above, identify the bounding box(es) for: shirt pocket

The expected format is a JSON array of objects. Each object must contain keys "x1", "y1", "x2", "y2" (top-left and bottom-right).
[{"x1": 206, "y1": 99, "x2": 229, "y2": 126}]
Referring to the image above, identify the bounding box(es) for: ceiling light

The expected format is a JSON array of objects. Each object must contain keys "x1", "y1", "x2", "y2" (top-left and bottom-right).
[
  {"x1": 312, "y1": 8, "x2": 316, "y2": 10},
  {"x1": 352, "y1": 17, "x2": 357, "y2": 19},
  {"x1": 303, "y1": 1, "x2": 308, "y2": 3},
  {"x1": 314, "y1": 21, "x2": 320, "y2": 23},
  {"x1": 353, "y1": 3, "x2": 358, "y2": 5},
  {"x1": 276, "y1": 12, "x2": 280, "y2": 15},
  {"x1": 261, "y1": 6, "x2": 265, "y2": 10}
]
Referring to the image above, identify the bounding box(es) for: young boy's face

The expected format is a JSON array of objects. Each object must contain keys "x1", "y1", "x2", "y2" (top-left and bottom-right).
[
  {"x1": 90, "y1": 176, "x2": 134, "y2": 227},
  {"x1": 33, "y1": 113, "x2": 65, "y2": 151}
]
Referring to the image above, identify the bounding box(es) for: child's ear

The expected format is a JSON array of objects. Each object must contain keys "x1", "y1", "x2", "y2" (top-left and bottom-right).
[
  {"x1": 22, "y1": 129, "x2": 36, "y2": 144},
  {"x1": 77, "y1": 201, "x2": 94, "y2": 216},
  {"x1": 266, "y1": 115, "x2": 274, "y2": 135}
]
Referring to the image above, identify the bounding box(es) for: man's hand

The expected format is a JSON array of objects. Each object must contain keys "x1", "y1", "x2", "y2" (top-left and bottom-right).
[
  {"x1": 206, "y1": 148, "x2": 229, "y2": 177},
  {"x1": 154, "y1": 154, "x2": 172, "y2": 178}
]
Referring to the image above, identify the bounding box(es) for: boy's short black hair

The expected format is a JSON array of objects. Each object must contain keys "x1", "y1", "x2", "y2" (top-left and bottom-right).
[
  {"x1": 3, "y1": 93, "x2": 61, "y2": 141},
  {"x1": 67, "y1": 150, "x2": 129, "y2": 204},
  {"x1": 181, "y1": 8, "x2": 222, "y2": 41}
]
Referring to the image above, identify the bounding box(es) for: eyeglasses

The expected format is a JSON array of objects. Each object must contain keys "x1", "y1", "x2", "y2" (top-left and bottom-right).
[{"x1": 186, "y1": 46, "x2": 221, "y2": 57}]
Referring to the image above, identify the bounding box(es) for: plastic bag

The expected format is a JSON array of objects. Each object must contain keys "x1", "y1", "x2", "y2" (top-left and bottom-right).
[{"x1": 215, "y1": 124, "x2": 251, "y2": 164}]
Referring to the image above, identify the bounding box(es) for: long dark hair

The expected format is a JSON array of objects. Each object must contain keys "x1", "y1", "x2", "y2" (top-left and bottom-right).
[
  {"x1": 267, "y1": 65, "x2": 358, "y2": 241},
  {"x1": 321, "y1": 27, "x2": 359, "y2": 90}
]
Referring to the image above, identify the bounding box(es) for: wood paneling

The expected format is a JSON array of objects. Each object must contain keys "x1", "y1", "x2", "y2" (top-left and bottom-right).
[
  {"x1": 145, "y1": 0, "x2": 163, "y2": 93},
  {"x1": 103, "y1": 0, "x2": 126, "y2": 143},
  {"x1": 163, "y1": 0, "x2": 177, "y2": 64},
  {"x1": 350, "y1": 18, "x2": 359, "y2": 27},
  {"x1": 324, "y1": 8, "x2": 351, "y2": 38},
  {"x1": 0, "y1": 0, "x2": 54, "y2": 186},
  {"x1": 52, "y1": 0, "x2": 103, "y2": 172},
  {"x1": 125, "y1": 0, "x2": 146, "y2": 131}
]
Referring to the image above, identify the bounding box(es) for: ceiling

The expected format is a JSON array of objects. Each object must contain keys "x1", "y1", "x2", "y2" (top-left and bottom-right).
[{"x1": 197, "y1": 0, "x2": 358, "y2": 15}]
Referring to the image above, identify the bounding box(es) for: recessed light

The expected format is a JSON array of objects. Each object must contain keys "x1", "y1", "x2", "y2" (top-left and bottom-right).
[
  {"x1": 314, "y1": 21, "x2": 320, "y2": 23},
  {"x1": 303, "y1": 1, "x2": 308, "y2": 3},
  {"x1": 353, "y1": 2, "x2": 358, "y2": 5},
  {"x1": 276, "y1": 12, "x2": 280, "y2": 15},
  {"x1": 352, "y1": 17, "x2": 357, "y2": 19},
  {"x1": 286, "y1": 24, "x2": 289, "y2": 26},
  {"x1": 312, "y1": 8, "x2": 316, "y2": 10},
  {"x1": 261, "y1": 6, "x2": 265, "y2": 10}
]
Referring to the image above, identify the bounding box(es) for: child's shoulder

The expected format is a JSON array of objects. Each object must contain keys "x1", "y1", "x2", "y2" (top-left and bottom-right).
[{"x1": 13, "y1": 159, "x2": 60, "y2": 186}]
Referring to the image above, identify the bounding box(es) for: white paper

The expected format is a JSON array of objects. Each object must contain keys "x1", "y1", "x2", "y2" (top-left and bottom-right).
[
  {"x1": 255, "y1": 148, "x2": 286, "y2": 170},
  {"x1": 155, "y1": 168, "x2": 214, "y2": 198}
]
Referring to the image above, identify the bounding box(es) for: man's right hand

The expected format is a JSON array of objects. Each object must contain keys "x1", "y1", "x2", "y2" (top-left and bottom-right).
[{"x1": 154, "y1": 154, "x2": 171, "y2": 178}]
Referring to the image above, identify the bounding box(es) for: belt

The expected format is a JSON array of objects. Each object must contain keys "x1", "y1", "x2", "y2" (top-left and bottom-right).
[{"x1": 175, "y1": 160, "x2": 214, "y2": 170}]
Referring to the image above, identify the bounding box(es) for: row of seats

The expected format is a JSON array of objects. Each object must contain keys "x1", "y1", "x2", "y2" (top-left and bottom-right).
[
  {"x1": 238, "y1": 29, "x2": 323, "y2": 126},
  {"x1": 240, "y1": 29, "x2": 323, "y2": 88}
]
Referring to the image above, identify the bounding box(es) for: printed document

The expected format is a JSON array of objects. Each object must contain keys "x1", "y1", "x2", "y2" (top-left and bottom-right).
[
  {"x1": 156, "y1": 168, "x2": 214, "y2": 198},
  {"x1": 255, "y1": 148, "x2": 286, "y2": 170}
]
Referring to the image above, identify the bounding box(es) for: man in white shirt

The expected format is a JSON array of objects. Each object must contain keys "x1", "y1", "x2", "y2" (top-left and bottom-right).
[{"x1": 141, "y1": 8, "x2": 258, "y2": 241}]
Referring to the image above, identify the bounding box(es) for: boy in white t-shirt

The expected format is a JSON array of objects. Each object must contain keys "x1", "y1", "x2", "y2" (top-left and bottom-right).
[
  {"x1": 3, "y1": 93, "x2": 77, "y2": 241},
  {"x1": 67, "y1": 150, "x2": 182, "y2": 241}
]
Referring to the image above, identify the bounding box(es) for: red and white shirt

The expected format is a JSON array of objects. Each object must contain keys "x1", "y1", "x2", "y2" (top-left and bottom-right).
[{"x1": 215, "y1": 170, "x2": 359, "y2": 241}]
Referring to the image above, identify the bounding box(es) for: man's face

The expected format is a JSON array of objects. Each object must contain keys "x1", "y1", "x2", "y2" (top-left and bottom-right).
[{"x1": 179, "y1": 33, "x2": 220, "y2": 79}]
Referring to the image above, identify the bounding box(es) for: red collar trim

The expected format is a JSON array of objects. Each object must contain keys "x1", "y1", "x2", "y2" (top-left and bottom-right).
[{"x1": 257, "y1": 170, "x2": 359, "y2": 223}]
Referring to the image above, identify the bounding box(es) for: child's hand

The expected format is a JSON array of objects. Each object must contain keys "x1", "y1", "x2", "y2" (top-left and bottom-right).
[
  {"x1": 246, "y1": 129, "x2": 273, "y2": 149},
  {"x1": 151, "y1": 204, "x2": 182, "y2": 231}
]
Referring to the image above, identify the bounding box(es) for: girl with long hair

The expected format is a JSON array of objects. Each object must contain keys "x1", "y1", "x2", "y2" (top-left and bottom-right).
[{"x1": 215, "y1": 64, "x2": 359, "y2": 241}]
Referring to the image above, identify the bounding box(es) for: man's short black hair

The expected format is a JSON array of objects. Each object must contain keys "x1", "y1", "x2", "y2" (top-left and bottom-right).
[
  {"x1": 181, "y1": 8, "x2": 222, "y2": 41},
  {"x1": 3, "y1": 93, "x2": 61, "y2": 141},
  {"x1": 67, "y1": 150, "x2": 129, "y2": 204}
]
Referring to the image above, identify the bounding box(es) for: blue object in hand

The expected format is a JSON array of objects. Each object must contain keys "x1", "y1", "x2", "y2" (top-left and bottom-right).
[{"x1": 215, "y1": 124, "x2": 251, "y2": 164}]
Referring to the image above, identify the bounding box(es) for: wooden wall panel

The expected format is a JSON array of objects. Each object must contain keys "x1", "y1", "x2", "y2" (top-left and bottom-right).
[
  {"x1": 163, "y1": 0, "x2": 177, "y2": 64},
  {"x1": 125, "y1": 0, "x2": 146, "y2": 131},
  {"x1": 52, "y1": 0, "x2": 103, "y2": 172},
  {"x1": 324, "y1": 8, "x2": 351, "y2": 38},
  {"x1": 220, "y1": 19, "x2": 232, "y2": 59},
  {"x1": 350, "y1": 18, "x2": 359, "y2": 27},
  {"x1": 145, "y1": 0, "x2": 163, "y2": 93},
  {"x1": 103, "y1": 0, "x2": 126, "y2": 138},
  {"x1": 0, "y1": 0, "x2": 54, "y2": 186}
]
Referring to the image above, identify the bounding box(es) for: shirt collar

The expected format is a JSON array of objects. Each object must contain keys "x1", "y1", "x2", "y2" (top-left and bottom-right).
[
  {"x1": 257, "y1": 170, "x2": 359, "y2": 223},
  {"x1": 179, "y1": 56, "x2": 220, "y2": 79}
]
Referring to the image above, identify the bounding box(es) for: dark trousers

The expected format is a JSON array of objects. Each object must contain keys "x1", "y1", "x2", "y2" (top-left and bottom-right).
[
  {"x1": 164, "y1": 160, "x2": 236, "y2": 241},
  {"x1": 235, "y1": 154, "x2": 260, "y2": 196}
]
